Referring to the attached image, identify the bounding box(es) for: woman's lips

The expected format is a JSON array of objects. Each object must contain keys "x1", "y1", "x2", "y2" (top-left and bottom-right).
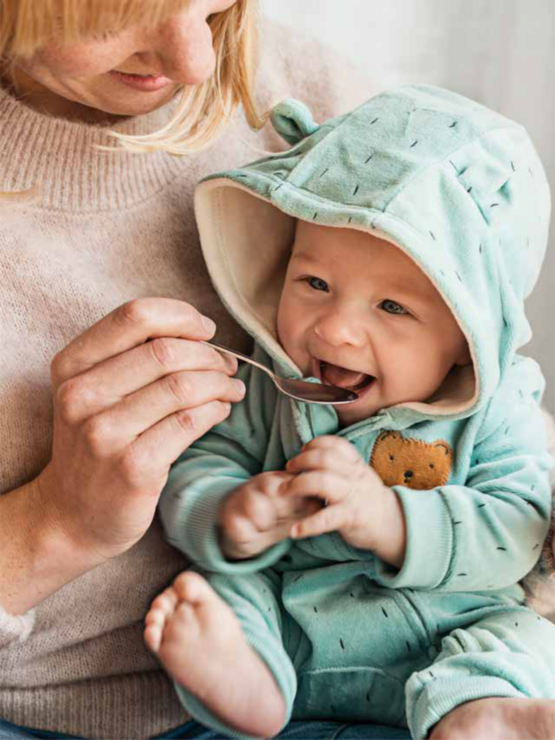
[{"x1": 108, "y1": 70, "x2": 173, "y2": 92}]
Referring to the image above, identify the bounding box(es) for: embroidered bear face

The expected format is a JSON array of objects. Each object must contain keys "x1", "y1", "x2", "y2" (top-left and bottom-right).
[{"x1": 370, "y1": 431, "x2": 453, "y2": 489}]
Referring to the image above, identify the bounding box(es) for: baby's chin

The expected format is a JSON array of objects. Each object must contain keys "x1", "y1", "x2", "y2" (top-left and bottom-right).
[{"x1": 336, "y1": 402, "x2": 381, "y2": 427}]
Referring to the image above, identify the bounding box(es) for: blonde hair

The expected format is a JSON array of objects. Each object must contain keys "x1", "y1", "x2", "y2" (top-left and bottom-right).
[{"x1": 0, "y1": 0, "x2": 264, "y2": 156}]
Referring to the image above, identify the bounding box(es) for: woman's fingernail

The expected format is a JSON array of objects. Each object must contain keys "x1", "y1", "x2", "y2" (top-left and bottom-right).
[
  {"x1": 202, "y1": 316, "x2": 216, "y2": 334},
  {"x1": 232, "y1": 379, "x2": 246, "y2": 395}
]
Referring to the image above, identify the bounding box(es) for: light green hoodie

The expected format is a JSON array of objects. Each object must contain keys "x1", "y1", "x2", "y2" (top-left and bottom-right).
[{"x1": 159, "y1": 86, "x2": 554, "y2": 737}]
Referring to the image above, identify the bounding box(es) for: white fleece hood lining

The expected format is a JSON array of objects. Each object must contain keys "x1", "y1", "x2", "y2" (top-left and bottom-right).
[{"x1": 195, "y1": 178, "x2": 477, "y2": 417}]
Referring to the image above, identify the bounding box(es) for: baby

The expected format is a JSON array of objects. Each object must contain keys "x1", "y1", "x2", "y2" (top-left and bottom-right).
[{"x1": 145, "y1": 86, "x2": 555, "y2": 739}]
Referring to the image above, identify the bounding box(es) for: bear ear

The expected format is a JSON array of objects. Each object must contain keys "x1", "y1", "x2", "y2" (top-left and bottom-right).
[
  {"x1": 270, "y1": 98, "x2": 320, "y2": 146},
  {"x1": 377, "y1": 431, "x2": 402, "y2": 442},
  {"x1": 434, "y1": 442, "x2": 453, "y2": 458}
]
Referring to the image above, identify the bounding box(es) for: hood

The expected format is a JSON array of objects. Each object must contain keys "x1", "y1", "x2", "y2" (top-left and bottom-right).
[{"x1": 195, "y1": 85, "x2": 551, "y2": 420}]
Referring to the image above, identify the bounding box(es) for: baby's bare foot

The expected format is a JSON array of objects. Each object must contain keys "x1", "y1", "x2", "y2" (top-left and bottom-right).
[
  {"x1": 430, "y1": 697, "x2": 555, "y2": 739},
  {"x1": 145, "y1": 571, "x2": 286, "y2": 738}
]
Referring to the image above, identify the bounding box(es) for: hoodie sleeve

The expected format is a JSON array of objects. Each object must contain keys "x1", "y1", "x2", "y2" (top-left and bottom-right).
[
  {"x1": 158, "y1": 346, "x2": 293, "y2": 574},
  {"x1": 373, "y1": 359, "x2": 553, "y2": 591}
]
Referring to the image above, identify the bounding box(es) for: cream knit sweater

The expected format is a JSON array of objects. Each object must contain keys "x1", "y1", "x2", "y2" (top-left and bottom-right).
[{"x1": 0, "y1": 25, "x2": 372, "y2": 739}]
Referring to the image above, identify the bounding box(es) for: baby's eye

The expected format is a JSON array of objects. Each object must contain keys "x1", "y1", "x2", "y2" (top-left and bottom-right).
[
  {"x1": 307, "y1": 277, "x2": 329, "y2": 292},
  {"x1": 380, "y1": 299, "x2": 408, "y2": 315}
]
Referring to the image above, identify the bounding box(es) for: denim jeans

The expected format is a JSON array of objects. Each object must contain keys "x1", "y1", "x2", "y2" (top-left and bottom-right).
[{"x1": 0, "y1": 718, "x2": 411, "y2": 739}]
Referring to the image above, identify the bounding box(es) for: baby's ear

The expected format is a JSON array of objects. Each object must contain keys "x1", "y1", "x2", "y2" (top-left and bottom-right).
[{"x1": 270, "y1": 99, "x2": 320, "y2": 146}]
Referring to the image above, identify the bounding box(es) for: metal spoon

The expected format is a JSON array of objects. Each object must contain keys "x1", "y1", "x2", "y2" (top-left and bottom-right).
[{"x1": 202, "y1": 340, "x2": 358, "y2": 405}]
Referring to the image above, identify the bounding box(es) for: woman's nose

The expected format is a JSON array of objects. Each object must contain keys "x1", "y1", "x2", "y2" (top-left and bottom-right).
[
  {"x1": 153, "y1": 12, "x2": 216, "y2": 85},
  {"x1": 314, "y1": 312, "x2": 366, "y2": 348}
]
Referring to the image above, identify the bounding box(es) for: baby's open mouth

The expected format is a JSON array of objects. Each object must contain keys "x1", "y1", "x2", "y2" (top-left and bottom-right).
[{"x1": 319, "y1": 360, "x2": 374, "y2": 392}]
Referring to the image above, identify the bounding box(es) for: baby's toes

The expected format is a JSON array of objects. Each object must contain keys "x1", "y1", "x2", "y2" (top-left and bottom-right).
[
  {"x1": 144, "y1": 603, "x2": 169, "y2": 653},
  {"x1": 149, "y1": 585, "x2": 179, "y2": 619},
  {"x1": 144, "y1": 586, "x2": 180, "y2": 652},
  {"x1": 157, "y1": 600, "x2": 202, "y2": 651},
  {"x1": 172, "y1": 570, "x2": 214, "y2": 605},
  {"x1": 144, "y1": 619, "x2": 164, "y2": 653}
]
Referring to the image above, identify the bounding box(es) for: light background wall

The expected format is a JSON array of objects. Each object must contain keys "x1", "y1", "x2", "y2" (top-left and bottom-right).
[{"x1": 261, "y1": 0, "x2": 555, "y2": 412}]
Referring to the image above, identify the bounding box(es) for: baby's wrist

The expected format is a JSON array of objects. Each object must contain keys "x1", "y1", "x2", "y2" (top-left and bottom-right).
[{"x1": 372, "y1": 483, "x2": 407, "y2": 569}]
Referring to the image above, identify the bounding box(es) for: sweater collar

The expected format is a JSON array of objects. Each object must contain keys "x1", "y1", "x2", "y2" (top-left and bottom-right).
[{"x1": 0, "y1": 85, "x2": 187, "y2": 213}]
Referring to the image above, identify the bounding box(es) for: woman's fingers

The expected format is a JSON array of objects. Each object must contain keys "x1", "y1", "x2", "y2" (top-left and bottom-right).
[
  {"x1": 51, "y1": 298, "x2": 219, "y2": 386},
  {"x1": 131, "y1": 400, "x2": 234, "y2": 475},
  {"x1": 75, "y1": 371, "x2": 244, "y2": 457},
  {"x1": 63, "y1": 369, "x2": 245, "y2": 443},
  {"x1": 55, "y1": 338, "x2": 238, "y2": 423}
]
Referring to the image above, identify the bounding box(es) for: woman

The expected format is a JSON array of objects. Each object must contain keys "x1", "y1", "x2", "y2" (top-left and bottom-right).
[{"x1": 0, "y1": 1, "x2": 553, "y2": 738}]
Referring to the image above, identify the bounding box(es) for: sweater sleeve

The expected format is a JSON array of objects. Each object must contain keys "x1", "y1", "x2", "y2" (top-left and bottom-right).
[
  {"x1": 373, "y1": 359, "x2": 553, "y2": 592},
  {"x1": 256, "y1": 19, "x2": 379, "y2": 148},
  {"x1": 158, "y1": 346, "x2": 292, "y2": 574}
]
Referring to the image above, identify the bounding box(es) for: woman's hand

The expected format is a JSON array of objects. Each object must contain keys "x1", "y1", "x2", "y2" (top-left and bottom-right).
[{"x1": 38, "y1": 297, "x2": 246, "y2": 567}]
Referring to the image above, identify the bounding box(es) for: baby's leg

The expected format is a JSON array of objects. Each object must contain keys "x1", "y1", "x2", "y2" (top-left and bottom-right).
[
  {"x1": 145, "y1": 569, "x2": 296, "y2": 738},
  {"x1": 405, "y1": 606, "x2": 555, "y2": 740}
]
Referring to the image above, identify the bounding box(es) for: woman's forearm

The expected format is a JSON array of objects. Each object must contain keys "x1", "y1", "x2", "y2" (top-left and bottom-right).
[{"x1": 0, "y1": 474, "x2": 98, "y2": 616}]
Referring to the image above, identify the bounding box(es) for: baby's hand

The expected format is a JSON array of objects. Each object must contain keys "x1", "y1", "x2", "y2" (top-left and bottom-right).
[
  {"x1": 219, "y1": 471, "x2": 321, "y2": 560},
  {"x1": 282, "y1": 436, "x2": 400, "y2": 554}
]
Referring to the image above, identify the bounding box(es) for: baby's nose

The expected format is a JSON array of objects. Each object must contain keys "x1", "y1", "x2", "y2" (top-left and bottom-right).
[{"x1": 314, "y1": 313, "x2": 367, "y2": 348}]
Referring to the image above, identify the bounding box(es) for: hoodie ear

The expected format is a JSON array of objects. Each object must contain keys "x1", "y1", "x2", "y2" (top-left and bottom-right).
[{"x1": 270, "y1": 98, "x2": 320, "y2": 146}]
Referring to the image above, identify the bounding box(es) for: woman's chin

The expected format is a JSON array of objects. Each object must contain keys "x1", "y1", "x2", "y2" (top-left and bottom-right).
[{"x1": 94, "y1": 86, "x2": 180, "y2": 118}]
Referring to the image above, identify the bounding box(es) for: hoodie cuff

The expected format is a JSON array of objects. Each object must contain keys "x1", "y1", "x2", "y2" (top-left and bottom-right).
[
  {"x1": 167, "y1": 478, "x2": 291, "y2": 574},
  {"x1": 0, "y1": 605, "x2": 35, "y2": 649},
  {"x1": 373, "y1": 486, "x2": 453, "y2": 589}
]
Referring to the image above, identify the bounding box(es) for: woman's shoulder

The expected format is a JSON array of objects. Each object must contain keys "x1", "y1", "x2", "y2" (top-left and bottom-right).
[{"x1": 256, "y1": 19, "x2": 380, "y2": 127}]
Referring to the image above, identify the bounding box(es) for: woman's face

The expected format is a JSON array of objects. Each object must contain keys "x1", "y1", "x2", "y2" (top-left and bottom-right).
[{"x1": 6, "y1": 0, "x2": 237, "y2": 122}]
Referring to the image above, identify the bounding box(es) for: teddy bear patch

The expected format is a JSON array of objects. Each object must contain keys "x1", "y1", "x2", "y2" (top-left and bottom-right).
[{"x1": 370, "y1": 431, "x2": 453, "y2": 489}]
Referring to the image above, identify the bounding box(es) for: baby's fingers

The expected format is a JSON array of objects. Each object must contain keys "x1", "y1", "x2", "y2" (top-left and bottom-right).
[
  {"x1": 221, "y1": 511, "x2": 261, "y2": 546},
  {"x1": 287, "y1": 437, "x2": 359, "y2": 473},
  {"x1": 281, "y1": 472, "x2": 344, "y2": 505},
  {"x1": 286, "y1": 449, "x2": 336, "y2": 474},
  {"x1": 290, "y1": 504, "x2": 343, "y2": 540}
]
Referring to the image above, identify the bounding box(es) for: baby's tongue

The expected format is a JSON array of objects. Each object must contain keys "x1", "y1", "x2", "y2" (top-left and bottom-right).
[{"x1": 321, "y1": 361, "x2": 366, "y2": 389}]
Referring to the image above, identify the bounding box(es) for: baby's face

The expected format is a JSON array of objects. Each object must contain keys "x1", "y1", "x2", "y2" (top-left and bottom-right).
[{"x1": 277, "y1": 221, "x2": 470, "y2": 426}]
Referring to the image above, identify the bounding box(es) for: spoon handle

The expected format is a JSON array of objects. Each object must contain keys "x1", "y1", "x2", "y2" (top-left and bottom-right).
[{"x1": 201, "y1": 340, "x2": 274, "y2": 379}]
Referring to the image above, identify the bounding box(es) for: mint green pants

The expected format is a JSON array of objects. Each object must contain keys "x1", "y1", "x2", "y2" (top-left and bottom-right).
[{"x1": 176, "y1": 566, "x2": 555, "y2": 740}]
